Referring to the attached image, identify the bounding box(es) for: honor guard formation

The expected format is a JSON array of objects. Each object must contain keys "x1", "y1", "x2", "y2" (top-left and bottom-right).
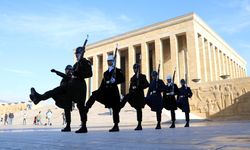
[{"x1": 29, "y1": 35, "x2": 193, "y2": 133}]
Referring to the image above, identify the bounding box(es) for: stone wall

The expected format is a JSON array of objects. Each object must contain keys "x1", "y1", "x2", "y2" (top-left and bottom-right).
[
  {"x1": 0, "y1": 102, "x2": 28, "y2": 115},
  {"x1": 189, "y1": 77, "x2": 250, "y2": 120}
]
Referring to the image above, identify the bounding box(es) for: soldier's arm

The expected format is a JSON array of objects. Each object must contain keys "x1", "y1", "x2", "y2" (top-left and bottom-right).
[
  {"x1": 51, "y1": 69, "x2": 68, "y2": 79},
  {"x1": 114, "y1": 69, "x2": 125, "y2": 84},
  {"x1": 139, "y1": 75, "x2": 150, "y2": 90},
  {"x1": 174, "y1": 84, "x2": 180, "y2": 95}
]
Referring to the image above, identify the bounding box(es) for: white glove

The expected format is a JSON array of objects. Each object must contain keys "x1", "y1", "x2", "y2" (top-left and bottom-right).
[
  {"x1": 110, "y1": 77, "x2": 116, "y2": 84},
  {"x1": 167, "y1": 92, "x2": 174, "y2": 96}
]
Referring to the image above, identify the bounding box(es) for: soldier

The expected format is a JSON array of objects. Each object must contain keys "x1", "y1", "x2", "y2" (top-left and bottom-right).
[
  {"x1": 121, "y1": 64, "x2": 149, "y2": 130},
  {"x1": 29, "y1": 47, "x2": 92, "y2": 133},
  {"x1": 85, "y1": 55, "x2": 125, "y2": 132},
  {"x1": 162, "y1": 75, "x2": 179, "y2": 128},
  {"x1": 177, "y1": 79, "x2": 193, "y2": 127},
  {"x1": 145, "y1": 71, "x2": 165, "y2": 129},
  {"x1": 51, "y1": 65, "x2": 73, "y2": 131}
]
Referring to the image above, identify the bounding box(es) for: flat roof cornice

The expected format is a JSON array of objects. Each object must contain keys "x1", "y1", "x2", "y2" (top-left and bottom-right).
[{"x1": 86, "y1": 12, "x2": 195, "y2": 49}]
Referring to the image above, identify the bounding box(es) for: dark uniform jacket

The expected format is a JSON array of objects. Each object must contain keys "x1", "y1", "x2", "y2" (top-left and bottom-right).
[
  {"x1": 53, "y1": 70, "x2": 71, "y2": 86},
  {"x1": 123, "y1": 74, "x2": 149, "y2": 109},
  {"x1": 146, "y1": 79, "x2": 165, "y2": 112},
  {"x1": 162, "y1": 83, "x2": 179, "y2": 111},
  {"x1": 54, "y1": 58, "x2": 92, "y2": 109},
  {"x1": 92, "y1": 67, "x2": 125, "y2": 108},
  {"x1": 177, "y1": 86, "x2": 193, "y2": 113}
]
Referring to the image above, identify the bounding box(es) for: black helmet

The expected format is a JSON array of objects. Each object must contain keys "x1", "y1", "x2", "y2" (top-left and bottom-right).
[
  {"x1": 133, "y1": 63, "x2": 140, "y2": 69},
  {"x1": 151, "y1": 71, "x2": 158, "y2": 77},
  {"x1": 75, "y1": 47, "x2": 83, "y2": 54},
  {"x1": 65, "y1": 65, "x2": 72, "y2": 70},
  {"x1": 180, "y1": 79, "x2": 186, "y2": 84}
]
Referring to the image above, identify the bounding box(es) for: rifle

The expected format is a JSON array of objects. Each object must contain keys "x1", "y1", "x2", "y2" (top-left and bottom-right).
[
  {"x1": 78, "y1": 34, "x2": 89, "y2": 62},
  {"x1": 111, "y1": 44, "x2": 118, "y2": 80},
  {"x1": 172, "y1": 67, "x2": 176, "y2": 93},
  {"x1": 74, "y1": 35, "x2": 89, "y2": 72},
  {"x1": 156, "y1": 63, "x2": 161, "y2": 89},
  {"x1": 136, "y1": 54, "x2": 141, "y2": 87}
]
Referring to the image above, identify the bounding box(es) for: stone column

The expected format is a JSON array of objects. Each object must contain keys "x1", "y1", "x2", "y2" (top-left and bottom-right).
[
  {"x1": 220, "y1": 51, "x2": 225, "y2": 76},
  {"x1": 93, "y1": 56, "x2": 99, "y2": 90},
  {"x1": 141, "y1": 42, "x2": 150, "y2": 81},
  {"x1": 186, "y1": 31, "x2": 201, "y2": 83},
  {"x1": 232, "y1": 61, "x2": 236, "y2": 78},
  {"x1": 128, "y1": 45, "x2": 136, "y2": 79},
  {"x1": 206, "y1": 41, "x2": 213, "y2": 81},
  {"x1": 103, "y1": 52, "x2": 108, "y2": 73},
  {"x1": 216, "y1": 48, "x2": 222, "y2": 79},
  {"x1": 170, "y1": 34, "x2": 179, "y2": 83},
  {"x1": 211, "y1": 45, "x2": 218, "y2": 81},
  {"x1": 202, "y1": 37, "x2": 207, "y2": 82},
  {"x1": 229, "y1": 58, "x2": 233, "y2": 79},
  {"x1": 116, "y1": 50, "x2": 121, "y2": 69},
  {"x1": 155, "y1": 39, "x2": 164, "y2": 80},
  {"x1": 236, "y1": 63, "x2": 239, "y2": 78},
  {"x1": 225, "y1": 55, "x2": 229, "y2": 76}
]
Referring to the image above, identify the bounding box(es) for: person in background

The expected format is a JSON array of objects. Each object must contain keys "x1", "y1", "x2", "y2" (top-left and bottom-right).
[
  {"x1": 4, "y1": 113, "x2": 8, "y2": 125},
  {"x1": 23, "y1": 110, "x2": 27, "y2": 125},
  {"x1": 46, "y1": 109, "x2": 53, "y2": 126},
  {"x1": 8, "y1": 112, "x2": 14, "y2": 125}
]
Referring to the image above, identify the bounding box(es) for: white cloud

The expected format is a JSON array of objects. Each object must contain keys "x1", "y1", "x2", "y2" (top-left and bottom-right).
[
  {"x1": 118, "y1": 14, "x2": 132, "y2": 22},
  {"x1": 0, "y1": 9, "x2": 132, "y2": 47},
  {"x1": 210, "y1": 0, "x2": 250, "y2": 34},
  {"x1": 240, "y1": 43, "x2": 250, "y2": 49},
  {"x1": 3, "y1": 68, "x2": 33, "y2": 76}
]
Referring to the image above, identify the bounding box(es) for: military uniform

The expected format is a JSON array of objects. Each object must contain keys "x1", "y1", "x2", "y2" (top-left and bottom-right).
[
  {"x1": 85, "y1": 67, "x2": 125, "y2": 131},
  {"x1": 145, "y1": 78, "x2": 165, "y2": 129},
  {"x1": 177, "y1": 84, "x2": 193, "y2": 127},
  {"x1": 162, "y1": 82, "x2": 179, "y2": 128},
  {"x1": 121, "y1": 73, "x2": 149, "y2": 130},
  {"x1": 30, "y1": 58, "x2": 92, "y2": 132}
]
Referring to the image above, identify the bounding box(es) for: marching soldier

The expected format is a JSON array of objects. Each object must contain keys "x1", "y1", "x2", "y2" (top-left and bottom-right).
[
  {"x1": 145, "y1": 71, "x2": 165, "y2": 129},
  {"x1": 50, "y1": 65, "x2": 73, "y2": 132},
  {"x1": 177, "y1": 79, "x2": 193, "y2": 127},
  {"x1": 121, "y1": 64, "x2": 149, "y2": 130},
  {"x1": 162, "y1": 75, "x2": 179, "y2": 128},
  {"x1": 85, "y1": 55, "x2": 125, "y2": 132},
  {"x1": 29, "y1": 47, "x2": 92, "y2": 133}
]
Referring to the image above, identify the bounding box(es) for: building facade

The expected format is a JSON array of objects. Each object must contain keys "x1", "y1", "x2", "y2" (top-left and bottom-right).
[{"x1": 84, "y1": 13, "x2": 247, "y2": 98}]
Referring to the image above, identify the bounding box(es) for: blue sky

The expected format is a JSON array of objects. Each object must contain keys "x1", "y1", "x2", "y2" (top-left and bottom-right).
[{"x1": 0, "y1": 0, "x2": 250, "y2": 103}]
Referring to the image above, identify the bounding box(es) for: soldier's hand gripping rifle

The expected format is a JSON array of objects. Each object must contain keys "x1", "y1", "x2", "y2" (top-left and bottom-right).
[
  {"x1": 74, "y1": 35, "x2": 89, "y2": 72},
  {"x1": 110, "y1": 44, "x2": 118, "y2": 83}
]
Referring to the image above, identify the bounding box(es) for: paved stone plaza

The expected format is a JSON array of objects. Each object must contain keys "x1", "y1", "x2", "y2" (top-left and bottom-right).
[{"x1": 0, "y1": 120, "x2": 250, "y2": 150}]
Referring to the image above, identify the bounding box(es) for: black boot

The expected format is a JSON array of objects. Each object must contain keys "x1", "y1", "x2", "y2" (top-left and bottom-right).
[
  {"x1": 184, "y1": 121, "x2": 189, "y2": 127},
  {"x1": 61, "y1": 123, "x2": 71, "y2": 132},
  {"x1": 134, "y1": 122, "x2": 142, "y2": 131},
  {"x1": 30, "y1": 87, "x2": 41, "y2": 105},
  {"x1": 109, "y1": 123, "x2": 119, "y2": 132},
  {"x1": 155, "y1": 122, "x2": 161, "y2": 129},
  {"x1": 75, "y1": 123, "x2": 88, "y2": 133},
  {"x1": 169, "y1": 121, "x2": 175, "y2": 128}
]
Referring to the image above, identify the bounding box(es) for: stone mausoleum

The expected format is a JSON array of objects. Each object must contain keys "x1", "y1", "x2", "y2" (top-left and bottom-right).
[{"x1": 83, "y1": 12, "x2": 249, "y2": 120}]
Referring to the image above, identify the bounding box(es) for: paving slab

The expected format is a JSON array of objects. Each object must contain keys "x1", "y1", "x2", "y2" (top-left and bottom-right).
[{"x1": 0, "y1": 121, "x2": 250, "y2": 150}]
